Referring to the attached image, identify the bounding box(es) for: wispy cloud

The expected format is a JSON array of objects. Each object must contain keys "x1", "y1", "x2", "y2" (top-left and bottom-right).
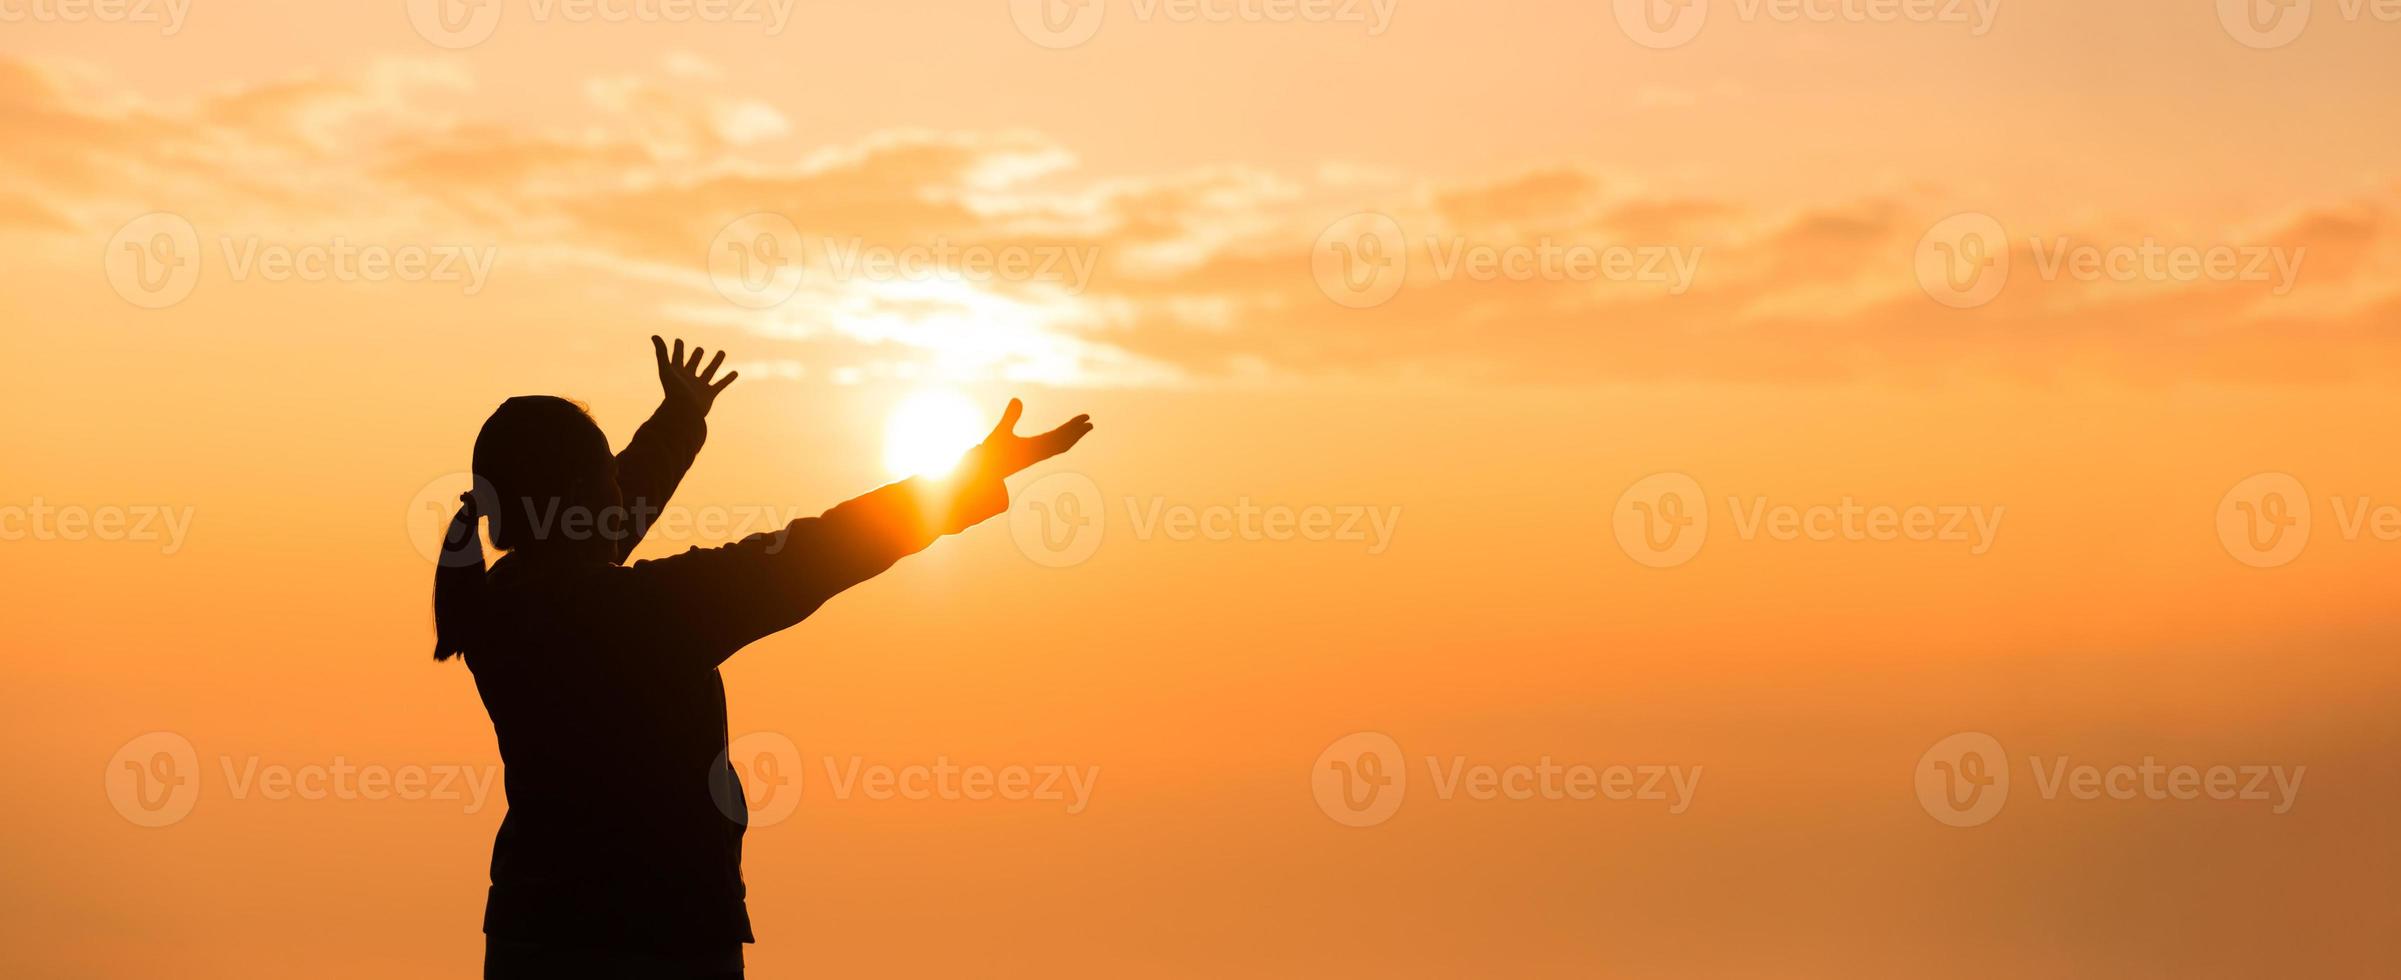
[{"x1": 9, "y1": 55, "x2": 2398, "y2": 388}]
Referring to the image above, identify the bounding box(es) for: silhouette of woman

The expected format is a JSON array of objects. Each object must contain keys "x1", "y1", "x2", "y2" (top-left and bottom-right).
[{"x1": 431, "y1": 337, "x2": 1093, "y2": 979}]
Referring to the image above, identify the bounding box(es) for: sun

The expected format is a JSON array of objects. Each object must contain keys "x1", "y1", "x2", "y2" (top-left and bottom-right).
[{"x1": 882, "y1": 388, "x2": 987, "y2": 479}]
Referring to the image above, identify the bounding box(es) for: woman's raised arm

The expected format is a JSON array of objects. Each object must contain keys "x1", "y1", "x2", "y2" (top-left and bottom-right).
[
  {"x1": 613, "y1": 398, "x2": 1093, "y2": 671},
  {"x1": 612, "y1": 336, "x2": 739, "y2": 562}
]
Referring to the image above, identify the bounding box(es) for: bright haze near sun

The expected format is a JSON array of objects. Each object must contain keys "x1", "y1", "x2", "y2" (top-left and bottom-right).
[{"x1": 881, "y1": 389, "x2": 987, "y2": 479}]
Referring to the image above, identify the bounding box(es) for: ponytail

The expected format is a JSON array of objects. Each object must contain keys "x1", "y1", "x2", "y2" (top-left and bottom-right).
[
  {"x1": 431, "y1": 490, "x2": 490, "y2": 661},
  {"x1": 434, "y1": 395, "x2": 612, "y2": 662}
]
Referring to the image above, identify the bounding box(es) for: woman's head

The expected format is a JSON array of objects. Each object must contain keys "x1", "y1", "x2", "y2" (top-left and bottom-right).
[
  {"x1": 433, "y1": 395, "x2": 617, "y2": 661},
  {"x1": 471, "y1": 396, "x2": 619, "y2": 553}
]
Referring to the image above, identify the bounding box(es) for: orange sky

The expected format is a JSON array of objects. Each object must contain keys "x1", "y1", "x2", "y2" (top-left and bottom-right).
[{"x1": 3, "y1": 2, "x2": 2399, "y2": 977}]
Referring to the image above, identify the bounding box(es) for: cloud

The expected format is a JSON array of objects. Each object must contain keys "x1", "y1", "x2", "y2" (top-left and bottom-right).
[{"x1": 7, "y1": 55, "x2": 2399, "y2": 388}]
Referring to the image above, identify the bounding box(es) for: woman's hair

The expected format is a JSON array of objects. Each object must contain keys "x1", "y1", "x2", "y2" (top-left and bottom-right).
[{"x1": 431, "y1": 396, "x2": 614, "y2": 661}]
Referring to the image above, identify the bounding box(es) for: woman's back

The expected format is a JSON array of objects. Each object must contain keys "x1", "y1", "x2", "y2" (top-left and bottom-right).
[{"x1": 468, "y1": 553, "x2": 754, "y2": 953}]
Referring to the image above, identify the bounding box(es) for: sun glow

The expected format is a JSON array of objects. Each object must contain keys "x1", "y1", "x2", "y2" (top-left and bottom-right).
[{"x1": 882, "y1": 388, "x2": 987, "y2": 479}]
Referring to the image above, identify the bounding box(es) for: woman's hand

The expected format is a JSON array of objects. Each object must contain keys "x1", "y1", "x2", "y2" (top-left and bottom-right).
[
  {"x1": 966, "y1": 399, "x2": 1093, "y2": 480},
  {"x1": 652, "y1": 335, "x2": 738, "y2": 417}
]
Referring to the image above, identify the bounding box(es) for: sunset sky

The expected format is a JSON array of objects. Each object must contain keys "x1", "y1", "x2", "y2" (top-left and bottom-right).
[{"x1": 4, "y1": 1, "x2": 2399, "y2": 976}]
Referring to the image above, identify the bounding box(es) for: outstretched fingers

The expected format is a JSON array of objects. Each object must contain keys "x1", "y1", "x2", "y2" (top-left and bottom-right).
[
  {"x1": 649, "y1": 336, "x2": 738, "y2": 414},
  {"x1": 1033, "y1": 414, "x2": 1094, "y2": 463},
  {"x1": 968, "y1": 400, "x2": 1092, "y2": 474}
]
